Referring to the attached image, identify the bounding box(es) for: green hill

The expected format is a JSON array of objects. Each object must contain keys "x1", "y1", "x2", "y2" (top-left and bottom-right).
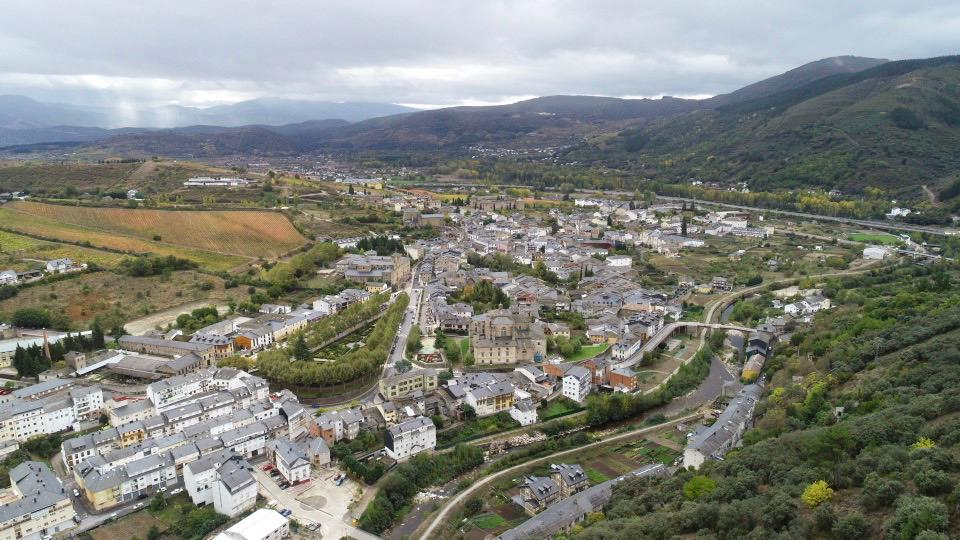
[{"x1": 569, "y1": 56, "x2": 960, "y2": 199}]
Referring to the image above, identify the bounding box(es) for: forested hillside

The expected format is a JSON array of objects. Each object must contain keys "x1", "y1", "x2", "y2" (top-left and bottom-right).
[
  {"x1": 570, "y1": 262, "x2": 960, "y2": 540},
  {"x1": 571, "y1": 56, "x2": 960, "y2": 199}
]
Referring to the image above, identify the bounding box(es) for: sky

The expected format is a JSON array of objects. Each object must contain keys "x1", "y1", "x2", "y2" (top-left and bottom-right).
[{"x1": 2, "y1": 0, "x2": 959, "y2": 110}]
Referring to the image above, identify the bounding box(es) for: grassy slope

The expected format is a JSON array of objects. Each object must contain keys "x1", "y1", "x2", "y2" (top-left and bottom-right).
[{"x1": 573, "y1": 59, "x2": 960, "y2": 197}]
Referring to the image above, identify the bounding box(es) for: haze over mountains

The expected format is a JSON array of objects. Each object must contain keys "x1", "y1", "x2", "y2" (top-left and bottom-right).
[{"x1": 7, "y1": 52, "x2": 960, "y2": 190}]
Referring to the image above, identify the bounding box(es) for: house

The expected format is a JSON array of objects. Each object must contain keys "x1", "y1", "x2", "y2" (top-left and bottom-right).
[
  {"x1": 306, "y1": 437, "x2": 330, "y2": 467},
  {"x1": 212, "y1": 508, "x2": 289, "y2": 540},
  {"x1": 608, "y1": 367, "x2": 638, "y2": 392},
  {"x1": 379, "y1": 369, "x2": 439, "y2": 399},
  {"x1": 385, "y1": 416, "x2": 435, "y2": 461},
  {"x1": 464, "y1": 380, "x2": 515, "y2": 417},
  {"x1": 497, "y1": 464, "x2": 668, "y2": 540},
  {"x1": 0, "y1": 461, "x2": 77, "y2": 540},
  {"x1": 266, "y1": 439, "x2": 310, "y2": 484},
  {"x1": 551, "y1": 463, "x2": 588, "y2": 497},
  {"x1": 313, "y1": 408, "x2": 363, "y2": 445},
  {"x1": 510, "y1": 395, "x2": 539, "y2": 426},
  {"x1": 183, "y1": 449, "x2": 258, "y2": 518},
  {"x1": 562, "y1": 366, "x2": 591, "y2": 403},
  {"x1": 334, "y1": 253, "x2": 411, "y2": 288},
  {"x1": 683, "y1": 384, "x2": 762, "y2": 469},
  {"x1": 711, "y1": 276, "x2": 732, "y2": 291},
  {"x1": 515, "y1": 475, "x2": 560, "y2": 515},
  {"x1": 45, "y1": 258, "x2": 85, "y2": 274}
]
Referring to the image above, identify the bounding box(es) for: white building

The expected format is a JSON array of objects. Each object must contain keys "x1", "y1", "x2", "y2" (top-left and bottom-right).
[
  {"x1": 510, "y1": 390, "x2": 539, "y2": 426},
  {"x1": 385, "y1": 416, "x2": 436, "y2": 461},
  {"x1": 0, "y1": 462, "x2": 77, "y2": 540},
  {"x1": 0, "y1": 269, "x2": 18, "y2": 285},
  {"x1": 183, "y1": 449, "x2": 258, "y2": 518},
  {"x1": 213, "y1": 508, "x2": 289, "y2": 540},
  {"x1": 606, "y1": 255, "x2": 632, "y2": 268},
  {"x1": 863, "y1": 246, "x2": 892, "y2": 260},
  {"x1": 562, "y1": 366, "x2": 592, "y2": 403},
  {"x1": 267, "y1": 439, "x2": 310, "y2": 483},
  {"x1": 0, "y1": 384, "x2": 104, "y2": 443}
]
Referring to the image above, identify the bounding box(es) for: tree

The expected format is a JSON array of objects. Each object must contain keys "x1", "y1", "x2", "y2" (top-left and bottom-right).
[
  {"x1": 683, "y1": 475, "x2": 717, "y2": 500},
  {"x1": 13, "y1": 308, "x2": 52, "y2": 329},
  {"x1": 147, "y1": 526, "x2": 161, "y2": 540},
  {"x1": 681, "y1": 215, "x2": 688, "y2": 236},
  {"x1": 884, "y1": 496, "x2": 949, "y2": 540},
  {"x1": 90, "y1": 320, "x2": 105, "y2": 349},
  {"x1": 802, "y1": 480, "x2": 834, "y2": 508},
  {"x1": 406, "y1": 325, "x2": 422, "y2": 356},
  {"x1": 861, "y1": 472, "x2": 903, "y2": 510},
  {"x1": 762, "y1": 491, "x2": 796, "y2": 531},
  {"x1": 464, "y1": 497, "x2": 483, "y2": 516},
  {"x1": 462, "y1": 404, "x2": 477, "y2": 420},
  {"x1": 348, "y1": 184, "x2": 355, "y2": 194},
  {"x1": 434, "y1": 328, "x2": 447, "y2": 348},
  {"x1": 833, "y1": 512, "x2": 871, "y2": 540},
  {"x1": 291, "y1": 334, "x2": 312, "y2": 362},
  {"x1": 150, "y1": 493, "x2": 166, "y2": 511}
]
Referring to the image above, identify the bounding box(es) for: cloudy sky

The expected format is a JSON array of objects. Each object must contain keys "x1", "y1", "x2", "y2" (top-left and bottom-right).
[{"x1": 2, "y1": 0, "x2": 959, "y2": 109}]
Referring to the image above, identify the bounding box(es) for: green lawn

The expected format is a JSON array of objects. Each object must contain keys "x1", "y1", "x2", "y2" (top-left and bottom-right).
[
  {"x1": 585, "y1": 468, "x2": 611, "y2": 483},
  {"x1": 458, "y1": 337, "x2": 471, "y2": 356},
  {"x1": 539, "y1": 398, "x2": 582, "y2": 420},
  {"x1": 472, "y1": 513, "x2": 508, "y2": 529},
  {"x1": 848, "y1": 232, "x2": 901, "y2": 245},
  {"x1": 563, "y1": 343, "x2": 610, "y2": 362}
]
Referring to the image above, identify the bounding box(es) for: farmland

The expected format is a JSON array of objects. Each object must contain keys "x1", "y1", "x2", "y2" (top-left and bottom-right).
[
  {"x1": 0, "y1": 229, "x2": 127, "y2": 269},
  {"x1": 6, "y1": 201, "x2": 306, "y2": 258},
  {"x1": 0, "y1": 270, "x2": 239, "y2": 328}
]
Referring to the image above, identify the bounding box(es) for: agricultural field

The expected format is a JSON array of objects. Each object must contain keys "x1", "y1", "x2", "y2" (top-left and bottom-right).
[
  {"x1": 0, "y1": 159, "x2": 235, "y2": 195},
  {"x1": 6, "y1": 201, "x2": 305, "y2": 258},
  {"x1": 0, "y1": 229, "x2": 126, "y2": 270},
  {"x1": 847, "y1": 232, "x2": 901, "y2": 245},
  {"x1": 0, "y1": 270, "x2": 240, "y2": 328}
]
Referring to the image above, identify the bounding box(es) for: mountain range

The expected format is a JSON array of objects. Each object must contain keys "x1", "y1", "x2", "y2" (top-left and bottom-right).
[{"x1": 6, "y1": 54, "x2": 960, "y2": 196}]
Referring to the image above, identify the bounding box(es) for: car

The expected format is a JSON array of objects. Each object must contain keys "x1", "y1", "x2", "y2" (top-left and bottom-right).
[
  {"x1": 335, "y1": 476, "x2": 346, "y2": 486},
  {"x1": 262, "y1": 464, "x2": 273, "y2": 471},
  {"x1": 110, "y1": 513, "x2": 118, "y2": 519},
  {"x1": 171, "y1": 487, "x2": 183, "y2": 495},
  {"x1": 137, "y1": 493, "x2": 148, "y2": 499},
  {"x1": 134, "y1": 503, "x2": 144, "y2": 509},
  {"x1": 73, "y1": 515, "x2": 82, "y2": 524},
  {"x1": 73, "y1": 488, "x2": 80, "y2": 497},
  {"x1": 280, "y1": 509, "x2": 292, "y2": 517}
]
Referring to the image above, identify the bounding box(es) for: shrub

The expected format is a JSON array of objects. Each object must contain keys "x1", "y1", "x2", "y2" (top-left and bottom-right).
[{"x1": 801, "y1": 480, "x2": 834, "y2": 508}]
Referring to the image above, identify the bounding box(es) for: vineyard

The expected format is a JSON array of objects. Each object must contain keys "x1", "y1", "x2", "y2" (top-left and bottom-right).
[
  {"x1": 0, "y1": 229, "x2": 126, "y2": 269},
  {"x1": 6, "y1": 201, "x2": 306, "y2": 258}
]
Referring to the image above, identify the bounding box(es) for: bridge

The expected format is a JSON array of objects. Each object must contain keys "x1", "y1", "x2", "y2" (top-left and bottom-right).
[{"x1": 616, "y1": 321, "x2": 753, "y2": 369}]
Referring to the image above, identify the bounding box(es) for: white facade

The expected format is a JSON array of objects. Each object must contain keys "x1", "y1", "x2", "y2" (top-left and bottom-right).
[
  {"x1": 606, "y1": 255, "x2": 632, "y2": 268},
  {"x1": 213, "y1": 509, "x2": 289, "y2": 540},
  {"x1": 385, "y1": 416, "x2": 436, "y2": 461},
  {"x1": 562, "y1": 367, "x2": 592, "y2": 403}
]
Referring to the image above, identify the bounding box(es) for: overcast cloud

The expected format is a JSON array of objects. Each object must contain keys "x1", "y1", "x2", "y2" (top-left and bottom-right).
[{"x1": 2, "y1": 0, "x2": 959, "y2": 109}]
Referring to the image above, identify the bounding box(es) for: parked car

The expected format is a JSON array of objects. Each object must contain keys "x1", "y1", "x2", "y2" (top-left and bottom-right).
[
  {"x1": 170, "y1": 487, "x2": 183, "y2": 495},
  {"x1": 335, "y1": 476, "x2": 346, "y2": 486},
  {"x1": 72, "y1": 488, "x2": 80, "y2": 497},
  {"x1": 262, "y1": 464, "x2": 273, "y2": 471},
  {"x1": 280, "y1": 509, "x2": 292, "y2": 517}
]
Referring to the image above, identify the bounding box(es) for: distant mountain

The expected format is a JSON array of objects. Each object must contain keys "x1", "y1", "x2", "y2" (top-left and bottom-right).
[
  {"x1": 708, "y1": 56, "x2": 888, "y2": 106},
  {"x1": 1, "y1": 55, "x2": 899, "y2": 157},
  {"x1": 0, "y1": 95, "x2": 413, "y2": 132},
  {"x1": 567, "y1": 55, "x2": 960, "y2": 196}
]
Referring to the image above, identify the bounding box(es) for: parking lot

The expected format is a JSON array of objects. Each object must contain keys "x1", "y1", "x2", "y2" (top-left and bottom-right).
[{"x1": 253, "y1": 463, "x2": 377, "y2": 540}]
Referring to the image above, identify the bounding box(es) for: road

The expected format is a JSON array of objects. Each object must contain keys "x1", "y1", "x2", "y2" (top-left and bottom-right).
[
  {"x1": 417, "y1": 412, "x2": 704, "y2": 540},
  {"x1": 616, "y1": 322, "x2": 753, "y2": 369},
  {"x1": 656, "y1": 195, "x2": 956, "y2": 236},
  {"x1": 124, "y1": 301, "x2": 230, "y2": 335}
]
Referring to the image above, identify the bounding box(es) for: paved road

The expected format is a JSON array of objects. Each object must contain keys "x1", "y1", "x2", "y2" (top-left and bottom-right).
[
  {"x1": 417, "y1": 412, "x2": 704, "y2": 540},
  {"x1": 616, "y1": 322, "x2": 753, "y2": 369}
]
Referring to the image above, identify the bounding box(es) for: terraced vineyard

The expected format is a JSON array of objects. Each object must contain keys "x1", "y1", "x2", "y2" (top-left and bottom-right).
[{"x1": 6, "y1": 201, "x2": 306, "y2": 258}]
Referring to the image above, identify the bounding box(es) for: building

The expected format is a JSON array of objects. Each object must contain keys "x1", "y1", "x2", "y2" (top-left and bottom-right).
[
  {"x1": 510, "y1": 396, "x2": 539, "y2": 426},
  {"x1": 313, "y1": 408, "x2": 363, "y2": 445},
  {"x1": 608, "y1": 367, "x2": 638, "y2": 392},
  {"x1": 64, "y1": 351, "x2": 88, "y2": 371},
  {"x1": 306, "y1": 437, "x2": 331, "y2": 467},
  {"x1": 863, "y1": 245, "x2": 892, "y2": 260},
  {"x1": 562, "y1": 366, "x2": 591, "y2": 403},
  {"x1": 0, "y1": 383, "x2": 104, "y2": 443},
  {"x1": 379, "y1": 369, "x2": 439, "y2": 400},
  {"x1": 183, "y1": 449, "x2": 258, "y2": 518},
  {"x1": 470, "y1": 309, "x2": 546, "y2": 365},
  {"x1": 497, "y1": 464, "x2": 668, "y2": 540},
  {"x1": 212, "y1": 508, "x2": 289, "y2": 540},
  {"x1": 1, "y1": 462, "x2": 76, "y2": 540},
  {"x1": 183, "y1": 176, "x2": 255, "y2": 187},
  {"x1": 515, "y1": 475, "x2": 559, "y2": 515},
  {"x1": 683, "y1": 384, "x2": 762, "y2": 469},
  {"x1": 385, "y1": 416, "x2": 435, "y2": 461},
  {"x1": 470, "y1": 196, "x2": 525, "y2": 212},
  {"x1": 312, "y1": 288, "x2": 371, "y2": 315},
  {"x1": 334, "y1": 253, "x2": 411, "y2": 288},
  {"x1": 267, "y1": 439, "x2": 310, "y2": 484},
  {"x1": 464, "y1": 380, "x2": 515, "y2": 417},
  {"x1": 118, "y1": 335, "x2": 220, "y2": 364}
]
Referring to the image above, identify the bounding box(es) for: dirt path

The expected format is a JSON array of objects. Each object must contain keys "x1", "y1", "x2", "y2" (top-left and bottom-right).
[
  {"x1": 124, "y1": 301, "x2": 230, "y2": 335},
  {"x1": 922, "y1": 184, "x2": 939, "y2": 205}
]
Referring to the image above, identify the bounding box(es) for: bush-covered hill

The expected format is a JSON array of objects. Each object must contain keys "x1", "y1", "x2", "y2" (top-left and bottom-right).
[
  {"x1": 569, "y1": 56, "x2": 960, "y2": 199},
  {"x1": 567, "y1": 262, "x2": 960, "y2": 540}
]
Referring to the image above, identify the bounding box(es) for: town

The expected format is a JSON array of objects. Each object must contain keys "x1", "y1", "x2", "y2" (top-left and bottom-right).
[{"x1": 0, "y1": 174, "x2": 922, "y2": 540}]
